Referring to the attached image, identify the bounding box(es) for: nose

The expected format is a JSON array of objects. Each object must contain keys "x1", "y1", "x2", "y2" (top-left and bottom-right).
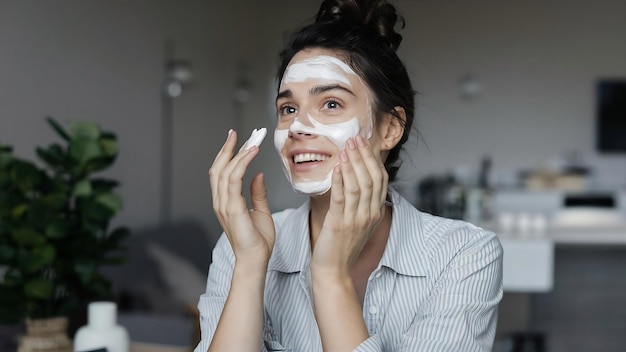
[{"x1": 288, "y1": 116, "x2": 317, "y2": 139}]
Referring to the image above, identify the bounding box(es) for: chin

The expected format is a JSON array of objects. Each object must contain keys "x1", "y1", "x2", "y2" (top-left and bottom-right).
[{"x1": 290, "y1": 175, "x2": 332, "y2": 196}]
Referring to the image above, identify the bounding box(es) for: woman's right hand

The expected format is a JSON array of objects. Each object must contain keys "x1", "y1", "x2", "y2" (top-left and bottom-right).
[{"x1": 209, "y1": 129, "x2": 275, "y2": 266}]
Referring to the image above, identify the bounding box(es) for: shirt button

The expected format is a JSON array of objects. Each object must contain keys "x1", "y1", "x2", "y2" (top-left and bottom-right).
[
  {"x1": 369, "y1": 305, "x2": 378, "y2": 315},
  {"x1": 375, "y1": 271, "x2": 382, "y2": 279}
]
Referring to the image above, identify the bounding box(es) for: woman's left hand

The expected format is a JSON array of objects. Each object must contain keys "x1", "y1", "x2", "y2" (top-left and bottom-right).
[{"x1": 310, "y1": 134, "x2": 389, "y2": 276}]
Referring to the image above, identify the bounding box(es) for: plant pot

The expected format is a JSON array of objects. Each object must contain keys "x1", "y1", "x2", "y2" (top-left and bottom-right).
[{"x1": 17, "y1": 317, "x2": 72, "y2": 352}]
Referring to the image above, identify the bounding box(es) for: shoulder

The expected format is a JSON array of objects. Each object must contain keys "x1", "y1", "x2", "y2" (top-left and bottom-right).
[
  {"x1": 425, "y1": 213, "x2": 502, "y2": 266},
  {"x1": 392, "y1": 187, "x2": 500, "y2": 250},
  {"x1": 421, "y1": 211, "x2": 501, "y2": 250},
  {"x1": 389, "y1": 188, "x2": 501, "y2": 273}
]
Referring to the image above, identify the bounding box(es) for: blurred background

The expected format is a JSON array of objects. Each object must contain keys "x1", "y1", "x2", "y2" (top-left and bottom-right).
[{"x1": 1, "y1": 0, "x2": 625, "y2": 351}]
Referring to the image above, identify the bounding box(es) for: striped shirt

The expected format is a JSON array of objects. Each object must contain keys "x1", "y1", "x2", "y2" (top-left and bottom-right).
[{"x1": 195, "y1": 187, "x2": 503, "y2": 352}]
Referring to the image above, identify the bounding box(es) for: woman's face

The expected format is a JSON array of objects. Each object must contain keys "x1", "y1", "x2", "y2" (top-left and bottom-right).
[{"x1": 274, "y1": 47, "x2": 377, "y2": 195}]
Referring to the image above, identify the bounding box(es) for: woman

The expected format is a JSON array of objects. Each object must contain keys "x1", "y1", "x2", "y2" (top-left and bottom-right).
[{"x1": 196, "y1": 0, "x2": 502, "y2": 351}]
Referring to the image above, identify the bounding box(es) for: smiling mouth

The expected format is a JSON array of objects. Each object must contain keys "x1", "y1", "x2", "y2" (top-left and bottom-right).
[{"x1": 293, "y1": 153, "x2": 331, "y2": 164}]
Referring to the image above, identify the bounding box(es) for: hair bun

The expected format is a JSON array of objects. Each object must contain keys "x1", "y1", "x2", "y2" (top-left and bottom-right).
[{"x1": 315, "y1": 0, "x2": 404, "y2": 51}]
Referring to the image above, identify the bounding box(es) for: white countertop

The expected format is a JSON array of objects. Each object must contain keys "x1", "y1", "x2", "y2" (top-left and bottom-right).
[{"x1": 484, "y1": 221, "x2": 626, "y2": 246}]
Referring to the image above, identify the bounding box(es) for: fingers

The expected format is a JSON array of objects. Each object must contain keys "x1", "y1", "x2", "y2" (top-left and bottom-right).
[
  {"x1": 209, "y1": 129, "x2": 237, "y2": 200},
  {"x1": 209, "y1": 129, "x2": 260, "y2": 219},
  {"x1": 329, "y1": 165, "x2": 344, "y2": 215},
  {"x1": 218, "y1": 146, "x2": 259, "y2": 214},
  {"x1": 339, "y1": 135, "x2": 387, "y2": 223},
  {"x1": 345, "y1": 137, "x2": 374, "y2": 215},
  {"x1": 354, "y1": 135, "x2": 388, "y2": 211},
  {"x1": 250, "y1": 173, "x2": 271, "y2": 215}
]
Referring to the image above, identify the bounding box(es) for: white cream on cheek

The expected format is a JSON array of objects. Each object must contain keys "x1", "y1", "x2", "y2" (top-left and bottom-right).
[
  {"x1": 274, "y1": 115, "x2": 361, "y2": 195},
  {"x1": 290, "y1": 114, "x2": 360, "y2": 150}
]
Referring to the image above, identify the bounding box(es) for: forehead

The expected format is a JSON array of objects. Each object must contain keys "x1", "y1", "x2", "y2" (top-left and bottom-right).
[{"x1": 282, "y1": 48, "x2": 358, "y2": 85}]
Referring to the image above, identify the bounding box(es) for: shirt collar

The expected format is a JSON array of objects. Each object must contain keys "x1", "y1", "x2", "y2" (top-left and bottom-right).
[
  {"x1": 378, "y1": 187, "x2": 429, "y2": 277},
  {"x1": 267, "y1": 187, "x2": 430, "y2": 277}
]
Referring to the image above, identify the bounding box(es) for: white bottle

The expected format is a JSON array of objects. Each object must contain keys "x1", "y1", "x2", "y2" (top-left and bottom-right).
[{"x1": 73, "y1": 301, "x2": 129, "y2": 352}]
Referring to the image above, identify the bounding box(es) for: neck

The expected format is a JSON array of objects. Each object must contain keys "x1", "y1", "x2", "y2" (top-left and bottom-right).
[{"x1": 308, "y1": 192, "x2": 331, "y2": 247}]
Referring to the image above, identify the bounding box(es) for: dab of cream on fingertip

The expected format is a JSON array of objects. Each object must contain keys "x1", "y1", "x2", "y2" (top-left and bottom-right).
[{"x1": 243, "y1": 127, "x2": 267, "y2": 150}]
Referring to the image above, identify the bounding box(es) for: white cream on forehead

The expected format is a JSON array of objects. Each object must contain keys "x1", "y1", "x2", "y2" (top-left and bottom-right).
[{"x1": 282, "y1": 55, "x2": 356, "y2": 86}]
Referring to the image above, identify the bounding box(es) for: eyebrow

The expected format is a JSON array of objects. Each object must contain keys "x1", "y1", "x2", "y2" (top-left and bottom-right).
[
  {"x1": 276, "y1": 84, "x2": 356, "y2": 103},
  {"x1": 310, "y1": 84, "x2": 356, "y2": 97},
  {"x1": 276, "y1": 90, "x2": 292, "y2": 102}
]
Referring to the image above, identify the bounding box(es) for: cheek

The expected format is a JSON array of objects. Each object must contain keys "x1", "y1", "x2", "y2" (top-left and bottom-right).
[
  {"x1": 273, "y1": 129, "x2": 288, "y2": 153},
  {"x1": 357, "y1": 114, "x2": 373, "y2": 140}
]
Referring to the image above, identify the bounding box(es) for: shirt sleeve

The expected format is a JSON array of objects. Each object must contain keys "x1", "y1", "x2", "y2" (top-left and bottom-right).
[
  {"x1": 193, "y1": 234, "x2": 234, "y2": 352},
  {"x1": 193, "y1": 233, "x2": 276, "y2": 352},
  {"x1": 354, "y1": 229, "x2": 503, "y2": 352}
]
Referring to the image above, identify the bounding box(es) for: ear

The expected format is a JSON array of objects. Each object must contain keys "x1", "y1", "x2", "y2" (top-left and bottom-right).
[{"x1": 378, "y1": 106, "x2": 406, "y2": 151}]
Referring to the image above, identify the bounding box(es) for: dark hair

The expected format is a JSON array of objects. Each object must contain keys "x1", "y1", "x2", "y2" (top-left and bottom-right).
[{"x1": 277, "y1": 0, "x2": 416, "y2": 182}]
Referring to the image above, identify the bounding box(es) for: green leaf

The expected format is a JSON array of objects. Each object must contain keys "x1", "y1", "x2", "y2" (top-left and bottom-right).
[
  {"x1": 51, "y1": 176, "x2": 70, "y2": 194},
  {"x1": 0, "y1": 150, "x2": 13, "y2": 169},
  {"x1": 91, "y1": 178, "x2": 119, "y2": 192},
  {"x1": 108, "y1": 227, "x2": 130, "y2": 242},
  {"x1": 68, "y1": 137, "x2": 103, "y2": 165},
  {"x1": 3, "y1": 268, "x2": 22, "y2": 286},
  {"x1": 12, "y1": 229, "x2": 47, "y2": 246},
  {"x1": 45, "y1": 219, "x2": 70, "y2": 239},
  {"x1": 81, "y1": 200, "x2": 114, "y2": 223},
  {"x1": 99, "y1": 134, "x2": 118, "y2": 157},
  {"x1": 74, "y1": 262, "x2": 95, "y2": 284},
  {"x1": 84, "y1": 156, "x2": 115, "y2": 173},
  {"x1": 46, "y1": 116, "x2": 71, "y2": 141},
  {"x1": 20, "y1": 245, "x2": 55, "y2": 272},
  {"x1": 11, "y1": 204, "x2": 28, "y2": 218},
  {"x1": 73, "y1": 179, "x2": 92, "y2": 197},
  {"x1": 70, "y1": 120, "x2": 100, "y2": 140},
  {"x1": 95, "y1": 193, "x2": 122, "y2": 213},
  {"x1": 0, "y1": 144, "x2": 13, "y2": 153},
  {"x1": 27, "y1": 201, "x2": 53, "y2": 228},
  {"x1": 36, "y1": 144, "x2": 66, "y2": 170},
  {"x1": 41, "y1": 193, "x2": 67, "y2": 210},
  {"x1": 24, "y1": 278, "x2": 53, "y2": 299},
  {"x1": 0, "y1": 245, "x2": 16, "y2": 262},
  {"x1": 10, "y1": 160, "x2": 41, "y2": 193},
  {"x1": 0, "y1": 284, "x2": 21, "y2": 303}
]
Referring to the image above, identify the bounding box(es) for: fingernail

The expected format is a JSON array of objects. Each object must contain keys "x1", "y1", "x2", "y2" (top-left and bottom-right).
[
  {"x1": 356, "y1": 135, "x2": 366, "y2": 148},
  {"x1": 347, "y1": 138, "x2": 356, "y2": 150},
  {"x1": 340, "y1": 150, "x2": 348, "y2": 162},
  {"x1": 227, "y1": 129, "x2": 233, "y2": 138}
]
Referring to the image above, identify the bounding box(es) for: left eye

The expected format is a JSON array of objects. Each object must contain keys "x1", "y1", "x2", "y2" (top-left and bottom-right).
[{"x1": 324, "y1": 100, "x2": 340, "y2": 109}]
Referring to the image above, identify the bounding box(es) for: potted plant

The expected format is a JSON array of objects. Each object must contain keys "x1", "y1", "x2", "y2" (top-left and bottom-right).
[{"x1": 0, "y1": 117, "x2": 130, "y2": 351}]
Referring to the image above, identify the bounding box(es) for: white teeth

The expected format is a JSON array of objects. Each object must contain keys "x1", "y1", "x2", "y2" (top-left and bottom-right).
[{"x1": 293, "y1": 153, "x2": 330, "y2": 163}]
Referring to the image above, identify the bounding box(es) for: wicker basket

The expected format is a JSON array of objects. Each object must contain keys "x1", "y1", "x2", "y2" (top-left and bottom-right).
[{"x1": 17, "y1": 317, "x2": 72, "y2": 352}]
